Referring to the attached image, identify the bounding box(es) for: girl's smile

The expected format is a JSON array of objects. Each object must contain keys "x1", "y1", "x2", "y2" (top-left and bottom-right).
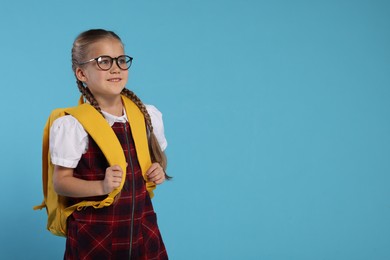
[{"x1": 107, "y1": 77, "x2": 122, "y2": 82}]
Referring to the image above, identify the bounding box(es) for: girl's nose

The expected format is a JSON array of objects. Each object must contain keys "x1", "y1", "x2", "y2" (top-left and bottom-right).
[{"x1": 110, "y1": 62, "x2": 121, "y2": 73}]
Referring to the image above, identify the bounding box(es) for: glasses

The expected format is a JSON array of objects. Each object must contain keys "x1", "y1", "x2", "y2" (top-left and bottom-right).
[{"x1": 78, "y1": 55, "x2": 133, "y2": 71}]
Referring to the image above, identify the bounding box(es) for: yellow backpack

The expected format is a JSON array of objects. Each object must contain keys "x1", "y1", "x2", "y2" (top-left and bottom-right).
[{"x1": 34, "y1": 95, "x2": 155, "y2": 237}]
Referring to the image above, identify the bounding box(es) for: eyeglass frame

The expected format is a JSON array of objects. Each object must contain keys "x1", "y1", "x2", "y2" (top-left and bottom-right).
[{"x1": 78, "y1": 55, "x2": 133, "y2": 71}]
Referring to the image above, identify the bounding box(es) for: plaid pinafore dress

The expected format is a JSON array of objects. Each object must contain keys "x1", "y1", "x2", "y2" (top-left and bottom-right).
[{"x1": 64, "y1": 121, "x2": 168, "y2": 260}]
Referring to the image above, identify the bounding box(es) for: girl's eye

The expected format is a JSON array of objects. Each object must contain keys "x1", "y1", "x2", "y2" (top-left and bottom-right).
[
  {"x1": 98, "y1": 58, "x2": 111, "y2": 65},
  {"x1": 118, "y1": 57, "x2": 127, "y2": 64}
]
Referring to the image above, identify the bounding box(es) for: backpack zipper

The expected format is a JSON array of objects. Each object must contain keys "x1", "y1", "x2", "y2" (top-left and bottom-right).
[{"x1": 123, "y1": 122, "x2": 136, "y2": 259}]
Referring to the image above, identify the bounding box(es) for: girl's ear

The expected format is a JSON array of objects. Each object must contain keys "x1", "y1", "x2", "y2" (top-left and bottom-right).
[{"x1": 75, "y1": 67, "x2": 87, "y2": 82}]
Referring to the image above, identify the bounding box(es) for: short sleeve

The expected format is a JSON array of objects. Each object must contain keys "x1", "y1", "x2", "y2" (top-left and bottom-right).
[
  {"x1": 49, "y1": 115, "x2": 89, "y2": 168},
  {"x1": 145, "y1": 105, "x2": 168, "y2": 151}
]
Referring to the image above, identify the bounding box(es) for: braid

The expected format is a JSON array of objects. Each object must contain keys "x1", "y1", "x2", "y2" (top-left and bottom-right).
[
  {"x1": 76, "y1": 80, "x2": 102, "y2": 114},
  {"x1": 121, "y1": 88, "x2": 153, "y2": 131},
  {"x1": 121, "y1": 88, "x2": 170, "y2": 179}
]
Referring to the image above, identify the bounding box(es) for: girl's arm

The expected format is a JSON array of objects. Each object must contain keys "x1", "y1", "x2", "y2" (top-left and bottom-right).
[{"x1": 53, "y1": 165, "x2": 123, "y2": 197}]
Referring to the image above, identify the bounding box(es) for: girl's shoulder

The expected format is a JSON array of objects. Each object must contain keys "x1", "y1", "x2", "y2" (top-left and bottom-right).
[
  {"x1": 145, "y1": 104, "x2": 162, "y2": 116},
  {"x1": 145, "y1": 104, "x2": 164, "y2": 129},
  {"x1": 49, "y1": 115, "x2": 89, "y2": 168},
  {"x1": 51, "y1": 115, "x2": 87, "y2": 137},
  {"x1": 52, "y1": 114, "x2": 79, "y2": 126}
]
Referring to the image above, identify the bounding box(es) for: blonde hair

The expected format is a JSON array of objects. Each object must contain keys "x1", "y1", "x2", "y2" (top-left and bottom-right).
[{"x1": 72, "y1": 29, "x2": 169, "y2": 177}]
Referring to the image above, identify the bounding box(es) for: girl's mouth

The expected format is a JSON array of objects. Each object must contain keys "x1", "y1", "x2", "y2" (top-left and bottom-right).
[{"x1": 107, "y1": 78, "x2": 121, "y2": 82}]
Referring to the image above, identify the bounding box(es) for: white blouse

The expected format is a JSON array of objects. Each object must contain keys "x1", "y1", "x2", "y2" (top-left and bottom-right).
[{"x1": 49, "y1": 105, "x2": 167, "y2": 168}]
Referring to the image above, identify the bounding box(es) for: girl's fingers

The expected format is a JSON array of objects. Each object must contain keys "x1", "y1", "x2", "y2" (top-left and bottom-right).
[
  {"x1": 154, "y1": 175, "x2": 165, "y2": 184},
  {"x1": 148, "y1": 169, "x2": 165, "y2": 184},
  {"x1": 110, "y1": 165, "x2": 122, "y2": 171},
  {"x1": 148, "y1": 169, "x2": 162, "y2": 179},
  {"x1": 107, "y1": 165, "x2": 123, "y2": 176},
  {"x1": 146, "y1": 163, "x2": 159, "y2": 176}
]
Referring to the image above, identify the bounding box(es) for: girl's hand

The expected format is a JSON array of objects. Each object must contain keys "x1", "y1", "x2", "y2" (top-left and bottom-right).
[
  {"x1": 146, "y1": 163, "x2": 166, "y2": 185},
  {"x1": 102, "y1": 165, "x2": 123, "y2": 194}
]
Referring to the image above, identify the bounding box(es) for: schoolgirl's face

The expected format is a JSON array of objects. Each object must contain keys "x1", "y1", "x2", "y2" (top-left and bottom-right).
[{"x1": 76, "y1": 38, "x2": 129, "y2": 100}]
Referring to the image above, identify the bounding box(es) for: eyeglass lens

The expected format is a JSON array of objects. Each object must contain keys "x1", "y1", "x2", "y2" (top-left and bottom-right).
[{"x1": 97, "y1": 55, "x2": 132, "y2": 70}]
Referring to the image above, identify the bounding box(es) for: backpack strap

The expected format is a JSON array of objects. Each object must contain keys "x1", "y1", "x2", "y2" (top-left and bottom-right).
[
  {"x1": 65, "y1": 103, "x2": 128, "y2": 206},
  {"x1": 122, "y1": 95, "x2": 155, "y2": 197}
]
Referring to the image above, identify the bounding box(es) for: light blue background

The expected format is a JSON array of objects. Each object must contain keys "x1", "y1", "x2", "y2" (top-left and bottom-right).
[{"x1": 0, "y1": 0, "x2": 389, "y2": 259}]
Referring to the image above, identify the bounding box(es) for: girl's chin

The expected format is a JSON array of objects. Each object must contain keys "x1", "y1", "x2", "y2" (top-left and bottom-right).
[{"x1": 107, "y1": 84, "x2": 126, "y2": 91}]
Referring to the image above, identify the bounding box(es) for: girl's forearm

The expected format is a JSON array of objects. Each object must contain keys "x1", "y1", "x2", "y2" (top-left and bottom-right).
[{"x1": 53, "y1": 166, "x2": 105, "y2": 198}]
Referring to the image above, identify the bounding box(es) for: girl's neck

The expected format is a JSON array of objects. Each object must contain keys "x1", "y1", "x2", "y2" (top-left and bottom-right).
[{"x1": 95, "y1": 95, "x2": 123, "y2": 116}]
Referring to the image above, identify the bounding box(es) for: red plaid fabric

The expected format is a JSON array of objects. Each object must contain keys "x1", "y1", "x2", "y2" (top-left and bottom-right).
[{"x1": 64, "y1": 122, "x2": 168, "y2": 260}]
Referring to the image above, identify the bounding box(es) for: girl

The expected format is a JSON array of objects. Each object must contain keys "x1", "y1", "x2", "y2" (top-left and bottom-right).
[{"x1": 50, "y1": 29, "x2": 169, "y2": 259}]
